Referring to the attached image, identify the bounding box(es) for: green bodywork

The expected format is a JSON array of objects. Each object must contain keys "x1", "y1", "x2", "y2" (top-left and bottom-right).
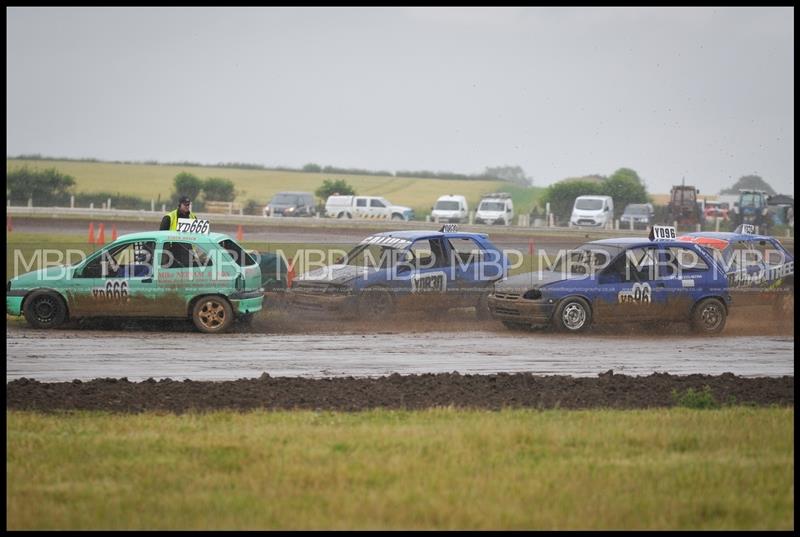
[{"x1": 7, "y1": 230, "x2": 264, "y2": 320}]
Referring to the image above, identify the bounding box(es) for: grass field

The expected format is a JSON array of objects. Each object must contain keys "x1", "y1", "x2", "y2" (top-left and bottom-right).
[
  {"x1": 6, "y1": 159, "x2": 545, "y2": 217},
  {"x1": 6, "y1": 407, "x2": 793, "y2": 530}
]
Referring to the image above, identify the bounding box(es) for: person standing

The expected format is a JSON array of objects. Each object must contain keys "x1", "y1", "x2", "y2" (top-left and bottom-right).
[{"x1": 160, "y1": 195, "x2": 197, "y2": 230}]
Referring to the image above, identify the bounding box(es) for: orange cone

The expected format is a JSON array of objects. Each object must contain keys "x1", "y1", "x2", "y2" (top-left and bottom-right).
[
  {"x1": 286, "y1": 264, "x2": 296, "y2": 288},
  {"x1": 111, "y1": 224, "x2": 118, "y2": 241},
  {"x1": 88, "y1": 222, "x2": 95, "y2": 245},
  {"x1": 236, "y1": 224, "x2": 244, "y2": 241},
  {"x1": 7, "y1": 216, "x2": 12, "y2": 233},
  {"x1": 96, "y1": 223, "x2": 105, "y2": 245}
]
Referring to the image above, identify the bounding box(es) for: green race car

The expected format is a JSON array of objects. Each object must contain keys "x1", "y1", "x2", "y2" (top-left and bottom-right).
[{"x1": 7, "y1": 230, "x2": 264, "y2": 333}]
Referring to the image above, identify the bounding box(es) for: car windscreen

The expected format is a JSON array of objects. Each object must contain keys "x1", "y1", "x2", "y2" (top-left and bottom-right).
[
  {"x1": 337, "y1": 243, "x2": 408, "y2": 269},
  {"x1": 575, "y1": 199, "x2": 603, "y2": 210},
  {"x1": 624, "y1": 205, "x2": 650, "y2": 215},
  {"x1": 548, "y1": 244, "x2": 622, "y2": 274},
  {"x1": 435, "y1": 201, "x2": 461, "y2": 210},
  {"x1": 272, "y1": 194, "x2": 300, "y2": 204},
  {"x1": 479, "y1": 201, "x2": 505, "y2": 211}
]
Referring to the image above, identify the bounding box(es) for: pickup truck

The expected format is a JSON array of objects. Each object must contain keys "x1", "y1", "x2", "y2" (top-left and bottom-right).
[{"x1": 325, "y1": 195, "x2": 415, "y2": 221}]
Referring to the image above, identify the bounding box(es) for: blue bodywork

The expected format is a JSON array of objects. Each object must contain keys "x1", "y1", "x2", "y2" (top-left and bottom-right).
[
  {"x1": 489, "y1": 236, "x2": 734, "y2": 328},
  {"x1": 289, "y1": 230, "x2": 507, "y2": 316}
]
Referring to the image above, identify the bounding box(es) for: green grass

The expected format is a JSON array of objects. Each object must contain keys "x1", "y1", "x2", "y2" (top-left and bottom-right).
[
  {"x1": 6, "y1": 407, "x2": 793, "y2": 530},
  {"x1": 6, "y1": 159, "x2": 545, "y2": 217}
]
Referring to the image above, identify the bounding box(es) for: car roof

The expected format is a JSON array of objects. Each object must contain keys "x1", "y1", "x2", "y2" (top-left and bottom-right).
[
  {"x1": 587, "y1": 237, "x2": 688, "y2": 248},
  {"x1": 680, "y1": 231, "x2": 775, "y2": 242},
  {"x1": 112, "y1": 230, "x2": 232, "y2": 243},
  {"x1": 369, "y1": 230, "x2": 488, "y2": 241}
]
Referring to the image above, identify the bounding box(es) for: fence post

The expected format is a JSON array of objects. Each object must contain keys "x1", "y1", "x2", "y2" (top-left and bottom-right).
[
  {"x1": 107, "y1": 197, "x2": 112, "y2": 210},
  {"x1": 696, "y1": 223, "x2": 701, "y2": 232},
  {"x1": 90, "y1": 202, "x2": 94, "y2": 210},
  {"x1": 151, "y1": 199, "x2": 155, "y2": 212},
  {"x1": 715, "y1": 217, "x2": 720, "y2": 232},
  {"x1": 70, "y1": 195, "x2": 75, "y2": 209},
  {"x1": 27, "y1": 197, "x2": 33, "y2": 208},
  {"x1": 161, "y1": 204, "x2": 166, "y2": 212}
]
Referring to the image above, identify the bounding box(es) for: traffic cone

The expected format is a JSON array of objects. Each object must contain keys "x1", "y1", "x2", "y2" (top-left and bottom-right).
[
  {"x1": 236, "y1": 224, "x2": 244, "y2": 241},
  {"x1": 96, "y1": 223, "x2": 105, "y2": 245},
  {"x1": 286, "y1": 264, "x2": 296, "y2": 288},
  {"x1": 111, "y1": 224, "x2": 118, "y2": 241},
  {"x1": 88, "y1": 222, "x2": 95, "y2": 245},
  {"x1": 7, "y1": 216, "x2": 12, "y2": 233}
]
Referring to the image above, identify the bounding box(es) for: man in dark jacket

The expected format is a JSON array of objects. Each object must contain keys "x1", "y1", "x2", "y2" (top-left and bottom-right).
[{"x1": 159, "y1": 195, "x2": 196, "y2": 231}]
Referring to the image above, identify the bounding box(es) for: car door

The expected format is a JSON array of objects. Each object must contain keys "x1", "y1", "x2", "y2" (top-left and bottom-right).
[
  {"x1": 354, "y1": 197, "x2": 368, "y2": 219},
  {"x1": 396, "y1": 238, "x2": 451, "y2": 311},
  {"x1": 655, "y1": 245, "x2": 712, "y2": 320},
  {"x1": 369, "y1": 198, "x2": 387, "y2": 219},
  {"x1": 595, "y1": 246, "x2": 660, "y2": 322},
  {"x1": 73, "y1": 239, "x2": 157, "y2": 317},
  {"x1": 447, "y1": 236, "x2": 494, "y2": 307},
  {"x1": 155, "y1": 239, "x2": 218, "y2": 316}
]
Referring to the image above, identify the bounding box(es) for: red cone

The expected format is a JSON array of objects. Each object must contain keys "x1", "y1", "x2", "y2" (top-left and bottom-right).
[
  {"x1": 111, "y1": 224, "x2": 118, "y2": 241},
  {"x1": 96, "y1": 223, "x2": 105, "y2": 245},
  {"x1": 286, "y1": 264, "x2": 296, "y2": 288},
  {"x1": 88, "y1": 222, "x2": 95, "y2": 245}
]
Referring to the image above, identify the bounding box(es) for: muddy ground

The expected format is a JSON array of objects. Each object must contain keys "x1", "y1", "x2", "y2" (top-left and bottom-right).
[{"x1": 6, "y1": 372, "x2": 793, "y2": 413}]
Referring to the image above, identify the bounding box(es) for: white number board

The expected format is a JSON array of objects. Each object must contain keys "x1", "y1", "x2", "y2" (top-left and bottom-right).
[
  {"x1": 177, "y1": 218, "x2": 211, "y2": 234},
  {"x1": 650, "y1": 225, "x2": 676, "y2": 241}
]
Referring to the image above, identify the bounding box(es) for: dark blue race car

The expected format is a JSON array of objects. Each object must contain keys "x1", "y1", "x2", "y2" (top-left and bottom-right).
[
  {"x1": 488, "y1": 227, "x2": 733, "y2": 334},
  {"x1": 288, "y1": 227, "x2": 507, "y2": 319},
  {"x1": 677, "y1": 224, "x2": 794, "y2": 316}
]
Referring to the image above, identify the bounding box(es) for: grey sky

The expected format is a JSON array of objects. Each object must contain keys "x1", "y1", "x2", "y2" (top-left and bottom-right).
[{"x1": 6, "y1": 6, "x2": 794, "y2": 194}]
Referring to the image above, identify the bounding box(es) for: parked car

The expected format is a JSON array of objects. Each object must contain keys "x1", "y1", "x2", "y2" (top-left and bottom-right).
[
  {"x1": 324, "y1": 195, "x2": 415, "y2": 221},
  {"x1": 569, "y1": 195, "x2": 614, "y2": 229},
  {"x1": 488, "y1": 226, "x2": 732, "y2": 334},
  {"x1": 287, "y1": 226, "x2": 507, "y2": 319},
  {"x1": 264, "y1": 191, "x2": 317, "y2": 217},
  {"x1": 6, "y1": 230, "x2": 264, "y2": 333},
  {"x1": 475, "y1": 193, "x2": 514, "y2": 225},
  {"x1": 620, "y1": 203, "x2": 655, "y2": 230},
  {"x1": 431, "y1": 194, "x2": 469, "y2": 223}
]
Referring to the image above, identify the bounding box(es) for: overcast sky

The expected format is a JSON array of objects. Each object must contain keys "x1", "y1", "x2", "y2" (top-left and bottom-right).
[{"x1": 6, "y1": 7, "x2": 794, "y2": 194}]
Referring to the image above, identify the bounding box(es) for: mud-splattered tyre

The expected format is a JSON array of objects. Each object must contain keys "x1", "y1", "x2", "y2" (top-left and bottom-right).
[
  {"x1": 192, "y1": 296, "x2": 234, "y2": 334},
  {"x1": 553, "y1": 297, "x2": 592, "y2": 333},
  {"x1": 502, "y1": 321, "x2": 529, "y2": 331},
  {"x1": 357, "y1": 287, "x2": 394, "y2": 320},
  {"x1": 690, "y1": 298, "x2": 727, "y2": 335},
  {"x1": 23, "y1": 290, "x2": 68, "y2": 329}
]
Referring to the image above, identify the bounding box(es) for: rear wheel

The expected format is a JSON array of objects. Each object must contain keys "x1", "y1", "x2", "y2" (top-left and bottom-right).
[
  {"x1": 192, "y1": 296, "x2": 234, "y2": 333},
  {"x1": 553, "y1": 297, "x2": 592, "y2": 333},
  {"x1": 23, "y1": 290, "x2": 68, "y2": 329},
  {"x1": 357, "y1": 287, "x2": 394, "y2": 320},
  {"x1": 690, "y1": 298, "x2": 726, "y2": 335}
]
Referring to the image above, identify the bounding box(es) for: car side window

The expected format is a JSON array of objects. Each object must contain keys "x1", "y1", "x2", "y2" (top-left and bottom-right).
[
  {"x1": 81, "y1": 241, "x2": 155, "y2": 278},
  {"x1": 356, "y1": 198, "x2": 367, "y2": 207},
  {"x1": 370, "y1": 199, "x2": 386, "y2": 208},
  {"x1": 161, "y1": 242, "x2": 214, "y2": 269},
  {"x1": 447, "y1": 237, "x2": 484, "y2": 266},
  {"x1": 664, "y1": 246, "x2": 709, "y2": 274},
  {"x1": 409, "y1": 239, "x2": 447, "y2": 269}
]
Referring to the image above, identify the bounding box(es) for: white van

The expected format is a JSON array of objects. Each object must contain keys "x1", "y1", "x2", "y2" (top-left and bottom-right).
[
  {"x1": 431, "y1": 194, "x2": 468, "y2": 223},
  {"x1": 475, "y1": 193, "x2": 514, "y2": 225},
  {"x1": 570, "y1": 195, "x2": 614, "y2": 228}
]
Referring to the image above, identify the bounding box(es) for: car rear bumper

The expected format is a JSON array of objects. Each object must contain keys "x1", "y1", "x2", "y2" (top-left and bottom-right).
[
  {"x1": 487, "y1": 294, "x2": 555, "y2": 325},
  {"x1": 230, "y1": 294, "x2": 264, "y2": 315}
]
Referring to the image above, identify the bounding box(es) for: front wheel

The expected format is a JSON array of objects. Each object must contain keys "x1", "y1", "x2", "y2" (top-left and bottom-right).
[
  {"x1": 553, "y1": 297, "x2": 592, "y2": 333},
  {"x1": 23, "y1": 290, "x2": 68, "y2": 329},
  {"x1": 690, "y1": 298, "x2": 727, "y2": 335},
  {"x1": 357, "y1": 287, "x2": 394, "y2": 320},
  {"x1": 391, "y1": 213, "x2": 404, "y2": 221},
  {"x1": 192, "y1": 296, "x2": 234, "y2": 333}
]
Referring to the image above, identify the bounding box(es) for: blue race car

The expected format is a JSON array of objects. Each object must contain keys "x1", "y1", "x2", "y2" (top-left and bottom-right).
[
  {"x1": 288, "y1": 226, "x2": 507, "y2": 319},
  {"x1": 488, "y1": 226, "x2": 732, "y2": 334},
  {"x1": 677, "y1": 224, "x2": 794, "y2": 315}
]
